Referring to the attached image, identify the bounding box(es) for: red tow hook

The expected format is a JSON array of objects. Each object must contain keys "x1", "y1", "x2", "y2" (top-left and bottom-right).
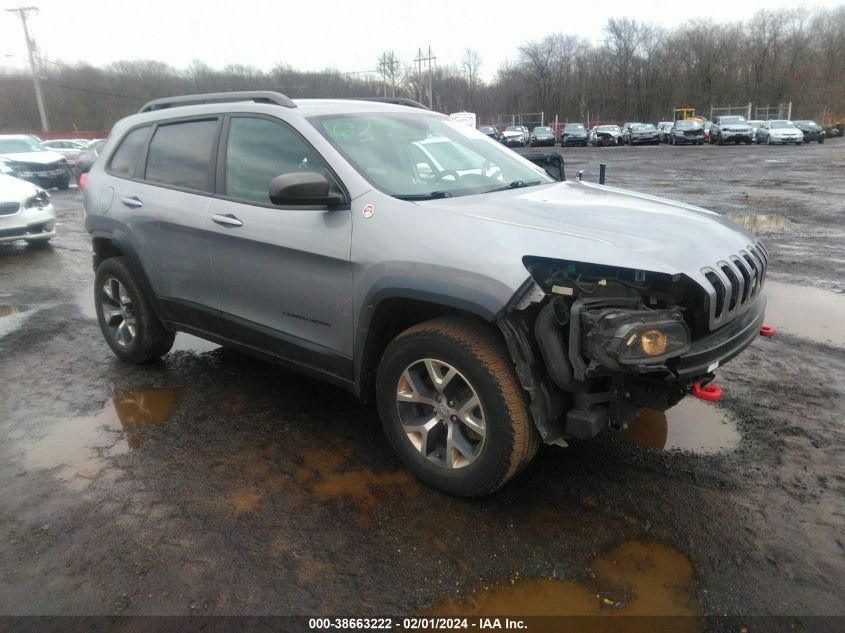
[
  {"x1": 760, "y1": 326, "x2": 776, "y2": 337},
  {"x1": 693, "y1": 382, "x2": 723, "y2": 402}
]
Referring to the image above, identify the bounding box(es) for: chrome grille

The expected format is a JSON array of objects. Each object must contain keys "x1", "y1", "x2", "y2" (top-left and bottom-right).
[
  {"x1": 0, "y1": 202, "x2": 21, "y2": 216},
  {"x1": 701, "y1": 241, "x2": 767, "y2": 330}
]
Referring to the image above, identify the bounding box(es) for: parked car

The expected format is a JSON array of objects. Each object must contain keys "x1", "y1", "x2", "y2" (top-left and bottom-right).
[
  {"x1": 0, "y1": 171, "x2": 56, "y2": 246},
  {"x1": 478, "y1": 126, "x2": 503, "y2": 143},
  {"x1": 747, "y1": 120, "x2": 764, "y2": 139},
  {"x1": 621, "y1": 122, "x2": 641, "y2": 144},
  {"x1": 627, "y1": 123, "x2": 660, "y2": 145},
  {"x1": 669, "y1": 120, "x2": 705, "y2": 145},
  {"x1": 529, "y1": 126, "x2": 556, "y2": 147},
  {"x1": 710, "y1": 116, "x2": 753, "y2": 145},
  {"x1": 0, "y1": 135, "x2": 71, "y2": 190},
  {"x1": 561, "y1": 122, "x2": 589, "y2": 147},
  {"x1": 75, "y1": 138, "x2": 107, "y2": 184},
  {"x1": 755, "y1": 120, "x2": 804, "y2": 145},
  {"x1": 590, "y1": 125, "x2": 623, "y2": 147},
  {"x1": 793, "y1": 120, "x2": 825, "y2": 143},
  {"x1": 520, "y1": 126, "x2": 531, "y2": 144},
  {"x1": 656, "y1": 121, "x2": 675, "y2": 143},
  {"x1": 702, "y1": 120, "x2": 713, "y2": 143},
  {"x1": 502, "y1": 125, "x2": 527, "y2": 147},
  {"x1": 42, "y1": 139, "x2": 89, "y2": 163},
  {"x1": 84, "y1": 91, "x2": 769, "y2": 497}
]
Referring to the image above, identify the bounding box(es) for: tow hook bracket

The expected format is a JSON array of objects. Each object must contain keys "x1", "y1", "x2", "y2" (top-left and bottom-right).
[
  {"x1": 693, "y1": 382, "x2": 723, "y2": 402},
  {"x1": 760, "y1": 326, "x2": 776, "y2": 337}
]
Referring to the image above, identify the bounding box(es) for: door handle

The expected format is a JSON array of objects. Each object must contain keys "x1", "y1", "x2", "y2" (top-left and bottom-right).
[
  {"x1": 212, "y1": 213, "x2": 244, "y2": 228},
  {"x1": 121, "y1": 196, "x2": 143, "y2": 209}
]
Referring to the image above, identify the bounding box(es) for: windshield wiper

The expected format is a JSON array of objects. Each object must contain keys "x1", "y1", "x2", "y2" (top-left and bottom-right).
[
  {"x1": 393, "y1": 191, "x2": 453, "y2": 200},
  {"x1": 484, "y1": 179, "x2": 542, "y2": 193}
]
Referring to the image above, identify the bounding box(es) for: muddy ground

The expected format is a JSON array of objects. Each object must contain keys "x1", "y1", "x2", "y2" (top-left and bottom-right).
[{"x1": 1, "y1": 141, "x2": 844, "y2": 627}]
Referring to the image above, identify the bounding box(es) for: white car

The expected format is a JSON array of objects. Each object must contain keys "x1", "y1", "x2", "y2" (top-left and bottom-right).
[
  {"x1": 0, "y1": 135, "x2": 71, "y2": 190},
  {"x1": 0, "y1": 172, "x2": 56, "y2": 245},
  {"x1": 42, "y1": 139, "x2": 88, "y2": 163},
  {"x1": 755, "y1": 120, "x2": 804, "y2": 145}
]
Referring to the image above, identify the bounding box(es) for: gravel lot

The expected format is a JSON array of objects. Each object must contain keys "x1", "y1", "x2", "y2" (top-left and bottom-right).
[{"x1": 1, "y1": 140, "x2": 843, "y2": 625}]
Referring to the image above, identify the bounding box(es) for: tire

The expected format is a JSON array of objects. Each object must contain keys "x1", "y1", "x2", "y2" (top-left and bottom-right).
[
  {"x1": 376, "y1": 317, "x2": 540, "y2": 497},
  {"x1": 56, "y1": 177, "x2": 70, "y2": 190},
  {"x1": 25, "y1": 238, "x2": 51, "y2": 247},
  {"x1": 93, "y1": 256, "x2": 175, "y2": 363},
  {"x1": 819, "y1": 137, "x2": 825, "y2": 144},
  {"x1": 767, "y1": 136, "x2": 772, "y2": 145}
]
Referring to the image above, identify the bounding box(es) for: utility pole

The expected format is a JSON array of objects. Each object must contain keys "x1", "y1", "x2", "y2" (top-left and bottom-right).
[
  {"x1": 415, "y1": 46, "x2": 436, "y2": 109},
  {"x1": 6, "y1": 6, "x2": 49, "y2": 131}
]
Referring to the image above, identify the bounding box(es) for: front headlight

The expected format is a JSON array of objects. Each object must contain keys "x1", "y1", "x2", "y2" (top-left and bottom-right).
[
  {"x1": 585, "y1": 308, "x2": 691, "y2": 368},
  {"x1": 24, "y1": 190, "x2": 49, "y2": 209}
]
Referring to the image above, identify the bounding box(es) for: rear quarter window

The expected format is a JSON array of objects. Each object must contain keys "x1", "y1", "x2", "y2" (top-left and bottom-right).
[{"x1": 108, "y1": 127, "x2": 151, "y2": 178}]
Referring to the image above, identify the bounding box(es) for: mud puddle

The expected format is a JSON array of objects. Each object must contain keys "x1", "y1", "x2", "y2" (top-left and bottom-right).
[
  {"x1": 725, "y1": 212, "x2": 794, "y2": 231},
  {"x1": 432, "y1": 540, "x2": 700, "y2": 626},
  {"x1": 763, "y1": 281, "x2": 845, "y2": 347},
  {"x1": 21, "y1": 387, "x2": 183, "y2": 490},
  {"x1": 617, "y1": 398, "x2": 739, "y2": 454},
  {"x1": 0, "y1": 304, "x2": 32, "y2": 338}
]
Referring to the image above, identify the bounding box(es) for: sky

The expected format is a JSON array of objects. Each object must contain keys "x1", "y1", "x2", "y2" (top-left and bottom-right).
[{"x1": 1, "y1": 0, "x2": 841, "y2": 82}]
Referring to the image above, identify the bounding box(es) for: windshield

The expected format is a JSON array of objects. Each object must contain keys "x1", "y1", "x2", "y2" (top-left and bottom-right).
[
  {"x1": 719, "y1": 116, "x2": 747, "y2": 125},
  {"x1": 533, "y1": 127, "x2": 552, "y2": 134},
  {"x1": 565, "y1": 124, "x2": 584, "y2": 130},
  {"x1": 770, "y1": 121, "x2": 795, "y2": 129},
  {"x1": 311, "y1": 113, "x2": 551, "y2": 199},
  {"x1": 0, "y1": 139, "x2": 46, "y2": 153},
  {"x1": 597, "y1": 126, "x2": 619, "y2": 132},
  {"x1": 505, "y1": 126, "x2": 521, "y2": 132},
  {"x1": 795, "y1": 120, "x2": 818, "y2": 127},
  {"x1": 632, "y1": 124, "x2": 656, "y2": 131}
]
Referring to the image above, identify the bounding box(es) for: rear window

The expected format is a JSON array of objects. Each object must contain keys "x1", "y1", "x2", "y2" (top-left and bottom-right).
[
  {"x1": 144, "y1": 119, "x2": 218, "y2": 191},
  {"x1": 108, "y1": 127, "x2": 151, "y2": 178}
]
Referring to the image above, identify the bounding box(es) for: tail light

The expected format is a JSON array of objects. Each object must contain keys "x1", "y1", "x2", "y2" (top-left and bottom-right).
[{"x1": 79, "y1": 172, "x2": 88, "y2": 190}]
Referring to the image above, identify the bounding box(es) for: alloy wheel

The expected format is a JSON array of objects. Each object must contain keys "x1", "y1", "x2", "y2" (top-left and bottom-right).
[
  {"x1": 395, "y1": 358, "x2": 486, "y2": 469},
  {"x1": 100, "y1": 277, "x2": 136, "y2": 349}
]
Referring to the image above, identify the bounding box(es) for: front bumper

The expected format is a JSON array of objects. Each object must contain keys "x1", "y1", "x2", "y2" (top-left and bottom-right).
[
  {"x1": 674, "y1": 295, "x2": 765, "y2": 379},
  {"x1": 630, "y1": 135, "x2": 659, "y2": 144},
  {"x1": 0, "y1": 204, "x2": 57, "y2": 243}
]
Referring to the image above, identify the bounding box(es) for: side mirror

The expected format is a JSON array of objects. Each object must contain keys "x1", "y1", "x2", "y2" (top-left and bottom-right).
[{"x1": 268, "y1": 172, "x2": 345, "y2": 207}]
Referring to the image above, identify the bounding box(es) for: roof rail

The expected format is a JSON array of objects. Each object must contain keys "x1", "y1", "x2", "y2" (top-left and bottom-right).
[
  {"x1": 139, "y1": 91, "x2": 297, "y2": 113},
  {"x1": 350, "y1": 97, "x2": 430, "y2": 110}
]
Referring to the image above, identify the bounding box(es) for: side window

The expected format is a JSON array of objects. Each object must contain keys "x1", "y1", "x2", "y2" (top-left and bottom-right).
[
  {"x1": 225, "y1": 117, "x2": 326, "y2": 204},
  {"x1": 109, "y1": 127, "x2": 151, "y2": 178},
  {"x1": 145, "y1": 119, "x2": 217, "y2": 192}
]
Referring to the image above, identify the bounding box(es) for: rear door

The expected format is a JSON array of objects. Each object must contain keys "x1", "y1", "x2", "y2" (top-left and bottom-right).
[
  {"x1": 206, "y1": 115, "x2": 353, "y2": 379},
  {"x1": 107, "y1": 117, "x2": 221, "y2": 329}
]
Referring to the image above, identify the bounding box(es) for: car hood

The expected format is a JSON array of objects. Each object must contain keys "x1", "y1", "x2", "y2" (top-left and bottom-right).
[
  {"x1": 422, "y1": 180, "x2": 757, "y2": 284},
  {"x1": 0, "y1": 173, "x2": 39, "y2": 200},
  {"x1": 0, "y1": 151, "x2": 66, "y2": 164}
]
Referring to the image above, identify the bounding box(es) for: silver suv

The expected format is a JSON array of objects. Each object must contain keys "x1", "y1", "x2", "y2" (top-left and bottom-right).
[{"x1": 84, "y1": 92, "x2": 767, "y2": 496}]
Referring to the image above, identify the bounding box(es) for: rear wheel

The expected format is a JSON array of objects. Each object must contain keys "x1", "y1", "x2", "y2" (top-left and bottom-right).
[
  {"x1": 377, "y1": 317, "x2": 540, "y2": 497},
  {"x1": 94, "y1": 257, "x2": 175, "y2": 363}
]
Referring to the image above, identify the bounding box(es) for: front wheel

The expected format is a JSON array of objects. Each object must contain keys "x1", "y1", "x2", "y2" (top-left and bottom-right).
[
  {"x1": 376, "y1": 317, "x2": 540, "y2": 497},
  {"x1": 94, "y1": 257, "x2": 175, "y2": 363}
]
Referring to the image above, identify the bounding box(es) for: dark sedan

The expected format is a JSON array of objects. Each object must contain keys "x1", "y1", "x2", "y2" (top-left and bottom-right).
[
  {"x1": 669, "y1": 120, "x2": 705, "y2": 145},
  {"x1": 529, "y1": 126, "x2": 556, "y2": 147},
  {"x1": 561, "y1": 122, "x2": 588, "y2": 147},
  {"x1": 74, "y1": 139, "x2": 106, "y2": 185},
  {"x1": 628, "y1": 123, "x2": 660, "y2": 145},
  {"x1": 793, "y1": 120, "x2": 825, "y2": 143},
  {"x1": 478, "y1": 126, "x2": 503, "y2": 143}
]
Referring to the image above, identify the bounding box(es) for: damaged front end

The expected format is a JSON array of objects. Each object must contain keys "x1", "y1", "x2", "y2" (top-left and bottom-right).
[{"x1": 498, "y1": 255, "x2": 766, "y2": 446}]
